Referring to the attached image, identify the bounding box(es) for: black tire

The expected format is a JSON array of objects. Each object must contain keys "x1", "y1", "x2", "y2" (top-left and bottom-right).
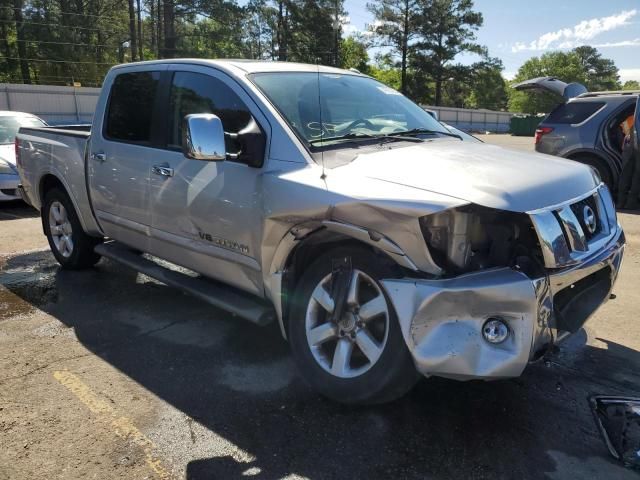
[
  {"x1": 575, "y1": 156, "x2": 614, "y2": 192},
  {"x1": 288, "y1": 247, "x2": 419, "y2": 405},
  {"x1": 42, "y1": 188, "x2": 102, "y2": 269}
]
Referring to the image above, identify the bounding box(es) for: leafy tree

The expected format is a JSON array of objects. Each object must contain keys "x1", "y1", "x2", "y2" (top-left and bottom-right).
[
  {"x1": 339, "y1": 36, "x2": 370, "y2": 73},
  {"x1": 412, "y1": 0, "x2": 484, "y2": 105},
  {"x1": 287, "y1": 0, "x2": 343, "y2": 65},
  {"x1": 0, "y1": 0, "x2": 349, "y2": 85},
  {"x1": 573, "y1": 46, "x2": 620, "y2": 91},
  {"x1": 245, "y1": 0, "x2": 278, "y2": 59},
  {"x1": 370, "y1": 70, "x2": 402, "y2": 90},
  {"x1": 463, "y1": 57, "x2": 507, "y2": 110},
  {"x1": 367, "y1": 0, "x2": 422, "y2": 94},
  {"x1": 623, "y1": 80, "x2": 640, "y2": 91}
]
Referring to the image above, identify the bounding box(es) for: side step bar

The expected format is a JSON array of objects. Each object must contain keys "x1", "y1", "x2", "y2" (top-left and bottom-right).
[{"x1": 94, "y1": 242, "x2": 275, "y2": 326}]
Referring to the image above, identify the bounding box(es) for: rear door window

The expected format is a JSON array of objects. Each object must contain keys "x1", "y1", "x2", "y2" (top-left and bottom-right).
[
  {"x1": 546, "y1": 102, "x2": 604, "y2": 124},
  {"x1": 105, "y1": 71, "x2": 161, "y2": 143}
]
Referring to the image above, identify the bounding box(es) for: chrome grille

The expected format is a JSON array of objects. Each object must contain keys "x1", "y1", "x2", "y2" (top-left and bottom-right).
[
  {"x1": 569, "y1": 195, "x2": 600, "y2": 241},
  {"x1": 528, "y1": 185, "x2": 618, "y2": 269}
]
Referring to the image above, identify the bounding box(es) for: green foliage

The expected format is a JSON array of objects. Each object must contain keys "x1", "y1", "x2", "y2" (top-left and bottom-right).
[
  {"x1": 368, "y1": 0, "x2": 485, "y2": 104},
  {"x1": 411, "y1": 0, "x2": 484, "y2": 105},
  {"x1": 573, "y1": 46, "x2": 620, "y2": 91},
  {"x1": 339, "y1": 36, "x2": 370, "y2": 73},
  {"x1": 287, "y1": 0, "x2": 342, "y2": 64},
  {"x1": 508, "y1": 47, "x2": 622, "y2": 114},
  {"x1": 367, "y1": 0, "x2": 423, "y2": 94},
  {"x1": 369, "y1": 56, "x2": 402, "y2": 90},
  {"x1": 623, "y1": 80, "x2": 640, "y2": 91},
  {"x1": 0, "y1": 0, "x2": 344, "y2": 85},
  {"x1": 463, "y1": 58, "x2": 507, "y2": 110}
]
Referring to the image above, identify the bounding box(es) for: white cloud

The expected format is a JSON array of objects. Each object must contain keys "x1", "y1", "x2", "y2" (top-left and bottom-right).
[
  {"x1": 511, "y1": 9, "x2": 637, "y2": 52},
  {"x1": 619, "y1": 68, "x2": 640, "y2": 83},
  {"x1": 593, "y1": 38, "x2": 640, "y2": 48},
  {"x1": 340, "y1": 15, "x2": 375, "y2": 38},
  {"x1": 342, "y1": 23, "x2": 361, "y2": 36}
]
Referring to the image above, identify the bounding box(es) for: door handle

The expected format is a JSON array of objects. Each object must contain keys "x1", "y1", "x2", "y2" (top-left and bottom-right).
[
  {"x1": 152, "y1": 165, "x2": 174, "y2": 177},
  {"x1": 91, "y1": 152, "x2": 106, "y2": 162}
]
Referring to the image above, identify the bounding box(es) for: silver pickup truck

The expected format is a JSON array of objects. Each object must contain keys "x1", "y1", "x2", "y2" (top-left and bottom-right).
[{"x1": 16, "y1": 60, "x2": 625, "y2": 404}]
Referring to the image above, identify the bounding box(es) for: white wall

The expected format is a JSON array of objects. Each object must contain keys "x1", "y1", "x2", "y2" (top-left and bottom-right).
[
  {"x1": 423, "y1": 105, "x2": 515, "y2": 133},
  {"x1": 0, "y1": 83, "x2": 100, "y2": 125}
]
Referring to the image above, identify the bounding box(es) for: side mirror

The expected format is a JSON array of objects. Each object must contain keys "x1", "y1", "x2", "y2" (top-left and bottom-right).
[
  {"x1": 235, "y1": 116, "x2": 266, "y2": 168},
  {"x1": 182, "y1": 113, "x2": 226, "y2": 161}
]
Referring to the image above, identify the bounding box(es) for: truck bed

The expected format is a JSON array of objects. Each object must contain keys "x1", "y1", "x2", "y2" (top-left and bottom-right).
[{"x1": 16, "y1": 125, "x2": 101, "y2": 235}]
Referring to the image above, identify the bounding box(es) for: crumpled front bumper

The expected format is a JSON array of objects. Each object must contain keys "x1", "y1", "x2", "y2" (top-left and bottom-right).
[{"x1": 381, "y1": 226, "x2": 625, "y2": 381}]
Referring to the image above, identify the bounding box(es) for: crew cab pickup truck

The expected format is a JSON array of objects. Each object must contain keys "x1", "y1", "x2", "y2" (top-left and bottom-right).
[{"x1": 16, "y1": 60, "x2": 625, "y2": 404}]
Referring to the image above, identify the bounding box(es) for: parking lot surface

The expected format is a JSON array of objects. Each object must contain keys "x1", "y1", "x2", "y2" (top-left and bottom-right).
[{"x1": 1, "y1": 135, "x2": 640, "y2": 479}]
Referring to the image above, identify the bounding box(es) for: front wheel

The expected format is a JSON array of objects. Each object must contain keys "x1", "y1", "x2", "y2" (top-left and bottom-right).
[{"x1": 288, "y1": 247, "x2": 418, "y2": 404}]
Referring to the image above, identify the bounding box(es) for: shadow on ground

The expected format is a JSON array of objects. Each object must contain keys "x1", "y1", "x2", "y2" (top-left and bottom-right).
[
  {"x1": 0, "y1": 200, "x2": 39, "y2": 221},
  {"x1": 2, "y1": 250, "x2": 640, "y2": 479}
]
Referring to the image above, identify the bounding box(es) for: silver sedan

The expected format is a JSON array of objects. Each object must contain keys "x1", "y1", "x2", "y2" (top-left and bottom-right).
[{"x1": 0, "y1": 111, "x2": 47, "y2": 202}]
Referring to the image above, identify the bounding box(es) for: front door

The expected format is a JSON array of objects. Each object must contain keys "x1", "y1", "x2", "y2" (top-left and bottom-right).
[
  {"x1": 617, "y1": 97, "x2": 640, "y2": 209},
  {"x1": 89, "y1": 67, "x2": 166, "y2": 250},
  {"x1": 147, "y1": 67, "x2": 267, "y2": 296}
]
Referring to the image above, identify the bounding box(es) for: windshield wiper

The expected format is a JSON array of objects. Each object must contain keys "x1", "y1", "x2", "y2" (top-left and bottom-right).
[
  {"x1": 308, "y1": 127, "x2": 461, "y2": 147},
  {"x1": 385, "y1": 128, "x2": 462, "y2": 140},
  {"x1": 309, "y1": 132, "x2": 377, "y2": 145}
]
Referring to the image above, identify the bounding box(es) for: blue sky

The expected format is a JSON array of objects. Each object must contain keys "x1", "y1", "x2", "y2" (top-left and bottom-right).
[{"x1": 343, "y1": 0, "x2": 640, "y2": 82}]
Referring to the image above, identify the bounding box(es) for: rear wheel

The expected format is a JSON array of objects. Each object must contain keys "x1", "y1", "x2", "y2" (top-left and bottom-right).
[
  {"x1": 288, "y1": 247, "x2": 418, "y2": 404},
  {"x1": 43, "y1": 188, "x2": 102, "y2": 269}
]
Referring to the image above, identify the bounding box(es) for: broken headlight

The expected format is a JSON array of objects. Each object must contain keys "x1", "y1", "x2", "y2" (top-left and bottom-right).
[{"x1": 419, "y1": 205, "x2": 542, "y2": 275}]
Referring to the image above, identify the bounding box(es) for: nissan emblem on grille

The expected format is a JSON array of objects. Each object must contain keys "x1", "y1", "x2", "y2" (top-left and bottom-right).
[{"x1": 583, "y1": 205, "x2": 597, "y2": 235}]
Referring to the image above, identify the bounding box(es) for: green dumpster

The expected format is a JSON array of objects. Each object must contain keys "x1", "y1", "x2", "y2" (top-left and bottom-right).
[{"x1": 510, "y1": 115, "x2": 543, "y2": 136}]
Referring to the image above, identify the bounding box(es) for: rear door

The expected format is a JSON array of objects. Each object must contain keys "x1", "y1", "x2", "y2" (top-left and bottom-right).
[
  {"x1": 89, "y1": 66, "x2": 167, "y2": 249},
  {"x1": 146, "y1": 66, "x2": 268, "y2": 296},
  {"x1": 513, "y1": 76, "x2": 588, "y2": 101}
]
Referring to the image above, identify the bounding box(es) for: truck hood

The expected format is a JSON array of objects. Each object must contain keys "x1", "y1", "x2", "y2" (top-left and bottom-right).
[
  {"x1": 0, "y1": 144, "x2": 15, "y2": 165},
  {"x1": 332, "y1": 140, "x2": 599, "y2": 212}
]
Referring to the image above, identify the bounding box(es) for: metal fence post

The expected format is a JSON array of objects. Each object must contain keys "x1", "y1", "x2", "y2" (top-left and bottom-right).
[
  {"x1": 73, "y1": 87, "x2": 80, "y2": 122},
  {"x1": 4, "y1": 85, "x2": 11, "y2": 110}
]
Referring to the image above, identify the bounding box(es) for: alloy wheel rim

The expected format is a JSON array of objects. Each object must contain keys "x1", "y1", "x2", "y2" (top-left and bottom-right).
[
  {"x1": 305, "y1": 269, "x2": 390, "y2": 379},
  {"x1": 48, "y1": 201, "x2": 73, "y2": 258}
]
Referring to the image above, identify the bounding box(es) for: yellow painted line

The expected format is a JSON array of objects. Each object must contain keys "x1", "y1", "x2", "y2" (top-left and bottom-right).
[{"x1": 53, "y1": 370, "x2": 172, "y2": 479}]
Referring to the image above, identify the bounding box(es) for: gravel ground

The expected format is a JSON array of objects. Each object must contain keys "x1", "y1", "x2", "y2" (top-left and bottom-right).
[{"x1": 1, "y1": 135, "x2": 639, "y2": 479}]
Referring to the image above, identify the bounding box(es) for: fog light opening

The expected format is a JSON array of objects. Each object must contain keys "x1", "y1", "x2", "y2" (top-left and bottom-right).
[{"x1": 482, "y1": 317, "x2": 509, "y2": 344}]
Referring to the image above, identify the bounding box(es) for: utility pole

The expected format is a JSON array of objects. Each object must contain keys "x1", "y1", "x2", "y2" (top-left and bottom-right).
[
  {"x1": 334, "y1": 0, "x2": 339, "y2": 66},
  {"x1": 13, "y1": 0, "x2": 30, "y2": 83},
  {"x1": 136, "y1": 0, "x2": 144, "y2": 60},
  {"x1": 127, "y1": 0, "x2": 138, "y2": 62}
]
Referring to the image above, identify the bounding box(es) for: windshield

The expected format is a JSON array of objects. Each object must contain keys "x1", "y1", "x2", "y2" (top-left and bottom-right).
[
  {"x1": 0, "y1": 116, "x2": 46, "y2": 144},
  {"x1": 250, "y1": 72, "x2": 449, "y2": 147}
]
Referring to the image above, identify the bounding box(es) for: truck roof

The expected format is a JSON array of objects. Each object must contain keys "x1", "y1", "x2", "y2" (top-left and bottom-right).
[{"x1": 109, "y1": 58, "x2": 359, "y2": 76}]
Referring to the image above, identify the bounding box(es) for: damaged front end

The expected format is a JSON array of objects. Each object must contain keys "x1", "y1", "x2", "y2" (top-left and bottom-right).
[{"x1": 381, "y1": 184, "x2": 625, "y2": 380}]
